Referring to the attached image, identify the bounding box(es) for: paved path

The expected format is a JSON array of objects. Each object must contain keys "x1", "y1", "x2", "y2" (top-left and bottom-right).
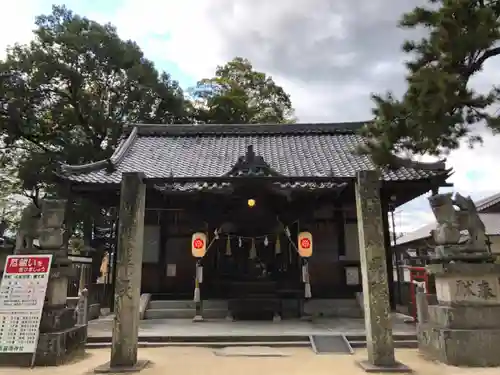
[
  {"x1": 88, "y1": 315, "x2": 415, "y2": 338},
  {"x1": 0, "y1": 348, "x2": 497, "y2": 375}
]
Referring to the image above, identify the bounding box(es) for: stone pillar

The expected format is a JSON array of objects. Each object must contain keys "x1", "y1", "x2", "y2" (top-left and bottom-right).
[
  {"x1": 355, "y1": 171, "x2": 410, "y2": 373},
  {"x1": 381, "y1": 203, "x2": 396, "y2": 309},
  {"x1": 95, "y1": 172, "x2": 148, "y2": 373},
  {"x1": 415, "y1": 285, "x2": 429, "y2": 323}
]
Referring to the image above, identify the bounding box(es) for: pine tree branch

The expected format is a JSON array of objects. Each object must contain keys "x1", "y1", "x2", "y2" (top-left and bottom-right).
[{"x1": 468, "y1": 47, "x2": 500, "y2": 75}]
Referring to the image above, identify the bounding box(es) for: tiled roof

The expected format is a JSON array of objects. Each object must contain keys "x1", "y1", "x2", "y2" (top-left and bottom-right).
[
  {"x1": 396, "y1": 213, "x2": 500, "y2": 246},
  {"x1": 395, "y1": 192, "x2": 500, "y2": 246},
  {"x1": 476, "y1": 193, "x2": 500, "y2": 212},
  {"x1": 60, "y1": 122, "x2": 450, "y2": 185}
]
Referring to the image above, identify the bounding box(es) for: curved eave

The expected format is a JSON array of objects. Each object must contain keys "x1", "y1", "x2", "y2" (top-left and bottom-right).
[
  {"x1": 153, "y1": 181, "x2": 349, "y2": 194},
  {"x1": 58, "y1": 126, "x2": 138, "y2": 176},
  {"x1": 389, "y1": 154, "x2": 448, "y2": 171},
  {"x1": 62, "y1": 167, "x2": 452, "y2": 194}
]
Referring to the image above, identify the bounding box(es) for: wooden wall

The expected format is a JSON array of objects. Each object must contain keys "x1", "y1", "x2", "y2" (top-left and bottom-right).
[{"x1": 139, "y1": 203, "x2": 369, "y2": 298}]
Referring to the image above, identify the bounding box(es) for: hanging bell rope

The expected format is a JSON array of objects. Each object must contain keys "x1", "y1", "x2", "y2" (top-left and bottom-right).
[
  {"x1": 225, "y1": 236, "x2": 232, "y2": 256},
  {"x1": 249, "y1": 238, "x2": 257, "y2": 260},
  {"x1": 213, "y1": 218, "x2": 299, "y2": 241},
  {"x1": 275, "y1": 235, "x2": 281, "y2": 255}
]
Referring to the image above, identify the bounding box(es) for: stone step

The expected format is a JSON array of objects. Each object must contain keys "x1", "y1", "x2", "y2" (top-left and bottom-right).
[
  {"x1": 86, "y1": 341, "x2": 311, "y2": 349},
  {"x1": 348, "y1": 340, "x2": 418, "y2": 349},
  {"x1": 86, "y1": 337, "x2": 417, "y2": 349},
  {"x1": 304, "y1": 299, "x2": 363, "y2": 318},
  {"x1": 345, "y1": 333, "x2": 418, "y2": 349},
  {"x1": 88, "y1": 335, "x2": 311, "y2": 344},
  {"x1": 345, "y1": 333, "x2": 416, "y2": 342},
  {"x1": 144, "y1": 308, "x2": 228, "y2": 320},
  {"x1": 148, "y1": 299, "x2": 228, "y2": 310}
]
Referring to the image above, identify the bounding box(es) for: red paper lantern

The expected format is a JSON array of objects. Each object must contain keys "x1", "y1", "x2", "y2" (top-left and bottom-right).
[
  {"x1": 191, "y1": 232, "x2": 207, "y2": 258},
  {"x1": 298, "y1": 231, "x2": 313, "y2": 257}
]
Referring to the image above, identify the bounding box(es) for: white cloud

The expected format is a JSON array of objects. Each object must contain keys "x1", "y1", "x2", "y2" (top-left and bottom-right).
[
  {"x1": 2, "y1": 0, "x2": 500, "y2": 234},
  {"x1": 0, "y1": 0, "x2": 48, "y2": 58},
  {"x1": 107, "y1": 0, "x2": 224, "y2": 78}
]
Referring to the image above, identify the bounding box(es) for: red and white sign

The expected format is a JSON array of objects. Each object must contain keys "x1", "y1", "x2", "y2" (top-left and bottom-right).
[
  {"x1": 0, "y1": 254, "x2": 52, "y2": 354},
  {"x1": 193, "y1": 238, "x2": 204, "y2": 249},
  {"x1": 191, "y1": 232, "x2": 207, "y2": 258},
  {"x1": 300, "y1": 238, "x2": 311, "y2": 249},
  {"x1": 298, "y1": 232, "x2": 313, "y2": 258},
  {"x1": 5, "y1": 256, "x2": 50, "y2": 275}
]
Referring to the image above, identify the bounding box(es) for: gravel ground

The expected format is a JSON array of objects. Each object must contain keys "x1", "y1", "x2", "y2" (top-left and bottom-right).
[{"x1": 0, "y1": 347, "x2": 498, "y2": 375}]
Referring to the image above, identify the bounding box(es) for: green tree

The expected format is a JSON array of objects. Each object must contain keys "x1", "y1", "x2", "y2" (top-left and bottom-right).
[
  {"x1": 0, "y1": 165, "x2": 27, "y2": 235},
  {"x1": 0, "y1": 5, "x2": 190, "y2": 192},
  {"x1": 190, "y1": 57, "x2": 295, "y2": 124},
  {"x1": 360, "y1": 0, "x2": 500, "y2": 165}
]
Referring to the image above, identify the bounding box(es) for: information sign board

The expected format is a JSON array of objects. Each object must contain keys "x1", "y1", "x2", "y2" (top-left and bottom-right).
[{"x1": 0, "y1": 254, "x2": 52, "y2": 353}]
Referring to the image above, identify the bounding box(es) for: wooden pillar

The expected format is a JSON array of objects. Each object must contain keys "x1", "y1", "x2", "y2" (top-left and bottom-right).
[
  {"x1": 355, "y1": 171, "x2": 410, "y2": 373},
  {"x1": 109, "y1": 212, "x2": 120, "y2": 312},
  {"x1": 95, "y1": 172, "x2": 149, "y2": 373},
  {"x1": 159, "y1": 211, "x2": 168, "y2": 291}
]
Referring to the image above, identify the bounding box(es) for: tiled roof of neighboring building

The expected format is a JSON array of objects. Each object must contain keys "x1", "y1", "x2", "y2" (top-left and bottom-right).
[
  {"x1": 475, "y1": 192, "x2": 500, "y2": 212},
  {"x1": 396, "y1": 211, "x2": 500, "y2": 246},
  {"x1": 59, "y1": 122, "x2": 450, "y2": 185}
]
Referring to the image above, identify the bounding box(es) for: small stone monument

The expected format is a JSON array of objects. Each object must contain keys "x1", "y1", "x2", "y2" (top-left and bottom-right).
[
  {"x1": 418, "y1": 192, "x2": 500, "y2": 367},
  {"x1": 15, "y1": 200, "x2": 87, "y2": 366}
]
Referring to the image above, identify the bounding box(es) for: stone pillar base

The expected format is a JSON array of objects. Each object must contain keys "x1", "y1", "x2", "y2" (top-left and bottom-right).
[
  {"x1": 418, "y1": 323, "x2": 500, "y2": 367},
  {"x1": 0, "y1": 325, "x2": 87, "y2": 367},
  {"x1": 356, "y1": 360, "x2": 412, "y2": 373},
  {"x1": 36, "y1": 324, "x2": 87, "y2": 366},
  {"x1": 94, "y1": 359, "x2": 150, "y2": 374},
  {"x1": 419, "y1": 263, "x2": 500, "y2": 367}
]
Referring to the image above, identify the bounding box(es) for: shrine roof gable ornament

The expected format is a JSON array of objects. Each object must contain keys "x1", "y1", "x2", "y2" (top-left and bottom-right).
[{"x1": 224, "y1": 145, "x2": 283, "y2": 178}]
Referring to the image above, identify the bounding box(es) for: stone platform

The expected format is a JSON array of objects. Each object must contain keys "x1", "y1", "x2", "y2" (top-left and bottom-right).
[
  {"x1": 87, "y1": 315, "x2": 416, "y2": 343},
  {"x1": 36, "y1": 324, "x2": 87, "y2": 366},
  {"x1": 418, "y1": 263, "x2": 500, "y2": 367},
  {"x1": 0, "y1": 325, "x2": 87, "y2": 367}
]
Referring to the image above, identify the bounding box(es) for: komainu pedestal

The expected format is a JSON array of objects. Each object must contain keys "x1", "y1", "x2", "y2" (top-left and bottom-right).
[
  {"x1": 12, "y1": 200, "x2": 87, "y2": 366},
  {"x1": 418, "y1": 263, "x2": 500, "y2": 367}
]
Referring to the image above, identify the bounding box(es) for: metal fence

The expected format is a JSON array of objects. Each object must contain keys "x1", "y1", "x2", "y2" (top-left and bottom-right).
[{"x1": 67, "y1": 256, "x2": 113, "y2": 308}]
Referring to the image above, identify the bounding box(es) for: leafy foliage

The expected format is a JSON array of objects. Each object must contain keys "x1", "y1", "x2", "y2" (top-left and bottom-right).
[
  {"x1": 0, "y1": 7, "x2": 296, "y2": 233},
  {"x1": 361, "y1": 0, "x2": 500, "y2": 165},
  {"x1": 190, "y1": 57, "x2": 295, "y2": 124},
  {"x1": 0, "y1": 5, "x2": 190, "y2": 192}
]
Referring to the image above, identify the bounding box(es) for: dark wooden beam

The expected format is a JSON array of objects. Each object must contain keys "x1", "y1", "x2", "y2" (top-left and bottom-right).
[{"x1": 334, "y1": 203, "x2": 346, "y2": 257}]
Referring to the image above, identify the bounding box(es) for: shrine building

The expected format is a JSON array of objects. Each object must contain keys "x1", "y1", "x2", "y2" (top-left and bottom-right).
[{"x1": 58, "y1": 122, "x2": 451, "y2": 319}]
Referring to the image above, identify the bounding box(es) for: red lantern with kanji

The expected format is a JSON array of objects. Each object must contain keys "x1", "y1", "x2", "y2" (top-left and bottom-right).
[
  {"x1": 191, "y1": 232, "x2": 207, "y2": 258},
  {"x1": 298, "y1": 231, "x2": 313, "y2": 257}
]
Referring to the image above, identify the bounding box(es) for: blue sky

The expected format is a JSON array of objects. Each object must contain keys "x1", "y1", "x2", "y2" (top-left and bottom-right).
[{"x1": 1, "y1": 0, "x2": 499, "y2": 233}]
